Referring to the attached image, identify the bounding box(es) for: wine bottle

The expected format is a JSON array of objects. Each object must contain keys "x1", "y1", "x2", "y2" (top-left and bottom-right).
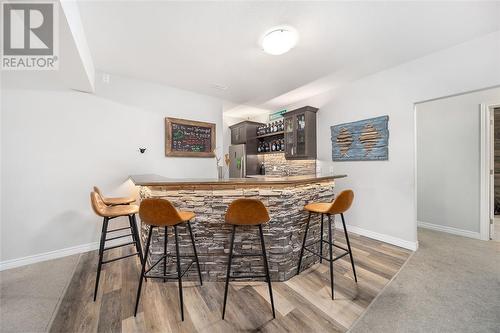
[{"x1": 260, "y1": 162, "x2": 265, "y2": 175}]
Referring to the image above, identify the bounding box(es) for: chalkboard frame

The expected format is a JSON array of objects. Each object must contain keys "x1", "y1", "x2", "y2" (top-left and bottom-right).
[{"x1": 165, "y1": 117, "x2": 216, "y2": 157}]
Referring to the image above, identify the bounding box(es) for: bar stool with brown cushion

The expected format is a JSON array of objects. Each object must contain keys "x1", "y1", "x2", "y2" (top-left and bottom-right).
[
  {"x1": 134, "y1": 198, "x2": 202, "y2": 321},
  {"x1": 297, "y1": 189, "x2": 357, "y2": 300},
  {"x1": 90, "y1": 191, "x2": 144, "y2": 301},
  {"x1": 93, "y1": 186, "x2": 136, "y2": 206},
  {"x1": 222, "y1": 198, "x2": 275, "y2": 320}
]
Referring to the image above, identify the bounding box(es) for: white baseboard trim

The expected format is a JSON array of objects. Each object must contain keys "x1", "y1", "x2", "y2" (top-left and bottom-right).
[
  {"x1": 417, "y1": 221, "x2": 481, "y2": 239},
  {"x1": 335, "y1": 222, "x2": 419, "y2": 251},
  {"x1": 0, "y1": 238, "x2": 126, "y2": 272}
]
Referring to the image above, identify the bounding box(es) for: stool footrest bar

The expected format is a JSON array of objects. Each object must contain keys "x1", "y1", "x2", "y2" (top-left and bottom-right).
[
  {"x1": 145, "y1": 255, "x2": 198, "y2": 275},
  {"x1": 107, "y1": 226, "x2": 132, "y2": 233},
  {"x1": 333, "y1": 244, "x2": 349, "y2": 252},
  {"x1": 102, "y1": 252, "x2": 139, "y2": 264},
  {"x1": 105, "y1": 233, "x2": 133, "y2": 242},
  {"x1": 103, "y1": 241, "x2": 135, "y2": 251},
  {"x1": 304, "y1": 245, "x2": 349, "y2": 262},
  {"x1": 144, "y1": 260, "x2": 194, "y2": 279}
]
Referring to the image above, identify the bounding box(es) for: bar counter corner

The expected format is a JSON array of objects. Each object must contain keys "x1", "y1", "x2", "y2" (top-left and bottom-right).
[{"x1": 130, "y1": 173, "x2": 347, "y2": 282}]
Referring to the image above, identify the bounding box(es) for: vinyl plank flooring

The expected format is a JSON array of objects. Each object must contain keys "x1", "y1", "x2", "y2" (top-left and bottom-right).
[{"x1": 49, "y1": 231, "x2": 410, "y2": 333}]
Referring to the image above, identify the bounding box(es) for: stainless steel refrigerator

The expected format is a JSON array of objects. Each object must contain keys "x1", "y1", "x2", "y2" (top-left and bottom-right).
[{"x1": 228, "y1": 144, "x2": 260, "y2": 178}]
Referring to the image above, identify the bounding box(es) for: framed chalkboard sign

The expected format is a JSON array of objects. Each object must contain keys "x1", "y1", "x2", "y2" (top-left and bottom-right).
[{"x1": 165, "y1": 117, "x2": 215, "y2": 157}]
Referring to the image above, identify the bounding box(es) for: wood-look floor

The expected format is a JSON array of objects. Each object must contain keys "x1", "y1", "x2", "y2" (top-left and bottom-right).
[{"x1": 50, "y1": 230, "x2": 411, "y2": 333}]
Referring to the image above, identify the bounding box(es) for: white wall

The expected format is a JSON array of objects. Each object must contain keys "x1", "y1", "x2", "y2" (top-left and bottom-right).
[
  {"x1": 0, "y1": 71, "x2": 222, "y2": 265},
  {"x1": 416, "y1": 87, "x2": 500, "y2": 236},
  {"x1": 284, "y1": 31, "x2": 500, "y2": 250}
]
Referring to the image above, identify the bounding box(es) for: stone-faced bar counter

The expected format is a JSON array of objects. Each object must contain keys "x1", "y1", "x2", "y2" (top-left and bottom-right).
[{"x1": 130, "y1": 174, "x2": 346, "y2": 282}]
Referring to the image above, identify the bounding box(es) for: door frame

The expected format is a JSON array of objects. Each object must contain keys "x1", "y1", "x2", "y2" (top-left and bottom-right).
[{"x1": 480, "y1": 102, "x2": 500, "y2": 240}]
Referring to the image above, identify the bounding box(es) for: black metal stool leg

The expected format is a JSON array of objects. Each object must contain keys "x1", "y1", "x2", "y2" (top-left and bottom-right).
[
  {"x1": 319, "y1": 213, "x2": 324, "y2": 264},
  {"x1": 128, "y1": 215, "x2": 137, "y2": 244},
  {"x1": 94, "y1": 217, "x2": 108, "y2": 301},
  {"x1": 134, "y1": 226, "x2": 153, "y2": 316},
  {"x1": 163, "y1": 226, "x2": 168, "y2": 283},
  {"x1": 131, "y1": 214, "x2": 146, "y2": 282},
  {"x1": 222, "y1": 225, "x2": 236, "y2": 320},
  {"x1": 174, "y1": 225, "x2": 184, "y2": 321},
  {"x1": 187, "y1": 221, "x2": 203, "y2": 286},
  {"x1": 297, "y1": 212, "x2": 311, "y2": 275},
  {"x1": 341, "y1": 213, "x2": 358, "y2": 282},
  {"x1": 130, "y1": 215, "x2": 144, "y2": 265},
  {"x1": 327, "y1": 214, "x2": 334, "y2": 300},
  {"x1": 259, "y1": 225, "x2": 276, "y2": 319}
]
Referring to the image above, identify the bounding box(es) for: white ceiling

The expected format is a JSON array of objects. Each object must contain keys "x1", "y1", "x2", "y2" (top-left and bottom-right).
[{"x1": 77, "y1": 1, "x2": 500, "y2": 112}]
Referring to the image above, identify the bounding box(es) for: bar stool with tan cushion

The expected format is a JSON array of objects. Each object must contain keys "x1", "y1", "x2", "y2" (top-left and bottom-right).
[
  {"x1": 297, "y1": 189, "x2": 357, "y2": 300},
  {"x1": 222, "y1": 198, "x2": 275, "y2": 320},
  {"x1": 134, "y1": 198, "x2": 202, "y2": 321},
  {"x1": 93, "y1": 186, "x2": 136, "y2": 206},
  {"x1": 90, "y1": 191, "x2": 144, "y2": 301}
]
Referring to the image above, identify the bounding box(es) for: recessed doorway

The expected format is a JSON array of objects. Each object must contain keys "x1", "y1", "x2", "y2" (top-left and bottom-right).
[{"x1": 491, "y1": 107, "x2": 500, "y2": 241}]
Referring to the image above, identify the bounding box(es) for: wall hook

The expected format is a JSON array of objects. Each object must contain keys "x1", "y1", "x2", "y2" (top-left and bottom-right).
[{"x1": 139, "y1": 148, "x2": 147, "y2": 154}]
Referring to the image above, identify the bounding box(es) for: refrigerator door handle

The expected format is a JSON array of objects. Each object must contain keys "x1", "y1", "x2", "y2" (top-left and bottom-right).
[{"x1": 240, "y1": 156, "x2": 245, "y2": 178}]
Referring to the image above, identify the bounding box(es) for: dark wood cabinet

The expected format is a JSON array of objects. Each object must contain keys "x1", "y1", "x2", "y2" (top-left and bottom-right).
[
  {"x1": 230, "y1": 121, "x2": 264, "y2": 145},
  {"x1": 284, "y1": 106, "x2": 318, "y2": 159}
]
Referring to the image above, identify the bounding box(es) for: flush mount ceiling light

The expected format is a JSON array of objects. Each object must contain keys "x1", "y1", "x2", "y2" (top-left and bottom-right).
[{"x1": 261, "y1": 26, "x2": 298, "y2": 55}]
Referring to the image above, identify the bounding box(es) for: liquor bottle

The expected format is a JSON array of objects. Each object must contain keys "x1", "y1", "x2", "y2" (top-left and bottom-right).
[
  {"x1": 257, "y1": 143, "x2": 262, "y2": 153},
  {"x1": 271, "y1": 141, "x2": 276, "y2": 151},
  {"x1": 265, "y1": 142, "x2": 270, "y2": 152}
]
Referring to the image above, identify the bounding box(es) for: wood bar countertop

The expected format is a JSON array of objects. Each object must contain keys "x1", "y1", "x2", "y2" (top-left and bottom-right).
[{"x1": 129, "y1": 173, "x2": 347, "y2": 188}]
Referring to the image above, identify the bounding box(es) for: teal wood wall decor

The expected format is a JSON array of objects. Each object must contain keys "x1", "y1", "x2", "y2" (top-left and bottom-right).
[{"x1": 331, "y1": 116, "x2": 389, "y2": 161}]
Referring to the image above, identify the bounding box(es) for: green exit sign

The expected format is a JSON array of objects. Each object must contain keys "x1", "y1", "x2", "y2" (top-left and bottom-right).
[{"x1": 269, "y1": 109, "x2": 287, "y2": 121}]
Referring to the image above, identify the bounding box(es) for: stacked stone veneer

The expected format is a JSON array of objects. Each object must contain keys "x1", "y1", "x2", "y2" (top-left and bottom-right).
[
  {"x1": 263, "y1": 153, "x2": 316, "y2": 176},
  {"x1": 139, "y1": 181, "x2": 335, "y2": 282}
]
